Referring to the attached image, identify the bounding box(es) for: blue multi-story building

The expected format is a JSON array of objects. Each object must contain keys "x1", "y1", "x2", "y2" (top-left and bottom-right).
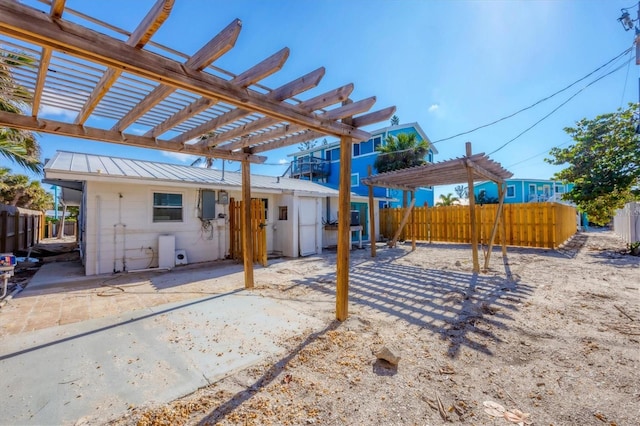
[
  {"x1": 474, "y1": 179, "x2": 574, "y2": 204},
  {"x1": 287, "y1": 123, "x2": 437, "y2": 241}
]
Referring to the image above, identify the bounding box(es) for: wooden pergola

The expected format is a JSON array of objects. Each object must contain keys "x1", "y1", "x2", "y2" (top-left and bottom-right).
[
  {"x1": 362, "y1": 143, "x2": 513, "y2": 273},
  {"x1": 0, "y1": 0, "x2": 396, "y2": 320}
]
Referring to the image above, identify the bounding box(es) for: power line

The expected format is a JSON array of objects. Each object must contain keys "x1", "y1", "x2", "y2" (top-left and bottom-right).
[
  {"x1": 620, "y1": 47, "x2": 634, "y2": 108},
  {"x1": 487, "y1": 58, "x2": 633, "y2": 156},
  {"x1": 432, "y1": 46, "x2": 633, "y2": 144},
  {"x1": 505, "y1": 140, "x2": 572, "y2": 169}
]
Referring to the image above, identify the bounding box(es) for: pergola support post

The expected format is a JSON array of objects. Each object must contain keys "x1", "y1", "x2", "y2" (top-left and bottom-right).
[
  {"x1": 367, "y1": 165, "x2": 376, "y2": 258},
  {"x1": 336, "y1": 103, "x2": 354, "y2": 322},
  {"x1": 242, "y1": 159, "x2": 254, "y2": 289},
  {"x1": 466, "y1": 142, "x2": 480, "y2": 273}
]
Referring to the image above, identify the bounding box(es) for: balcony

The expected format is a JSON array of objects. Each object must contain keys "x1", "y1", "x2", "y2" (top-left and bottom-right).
[{"x1": 289, "y1": 157, "x2": 330, "y2": 180}]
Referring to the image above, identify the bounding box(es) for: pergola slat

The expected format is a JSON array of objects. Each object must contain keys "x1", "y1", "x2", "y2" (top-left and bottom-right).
[
  {"x1": 73, "y1": 0, "x2": 174, "y2": 124},
  {"x1": 112, "y1": 19, "x2": 245, "y2": 132},
  {"x1": 32, "y1": 0, "x2": 66, "y2": 117},
  {"x1": 164, "y1": 67, "x2": 326, "y2": 141},
  {"x1": 220, "y1": 95, "x2": 376, "y2": 152},
  {"x1": 198, "y1": 83, "x2": 354, "y2": 148}
]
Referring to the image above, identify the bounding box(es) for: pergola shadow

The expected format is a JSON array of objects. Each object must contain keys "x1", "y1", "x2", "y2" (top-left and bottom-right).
[{"x1": 287, "y1": 260, "x2": 533, "y2": 358}]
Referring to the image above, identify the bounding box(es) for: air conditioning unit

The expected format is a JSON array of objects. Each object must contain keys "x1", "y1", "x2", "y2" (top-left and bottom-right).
[{"x1": 175, "y1": 249, "x2": 188, "y2": 266}]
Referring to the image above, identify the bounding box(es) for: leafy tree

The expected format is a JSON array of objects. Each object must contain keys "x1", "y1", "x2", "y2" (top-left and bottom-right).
[
  {"x1": 436, "y1": 193, "x2": 459, "y2": 206},
  {"x1": 454, "y1": 185, "x2": 468, "y2": 199},
  {"x1": 298, "y1": 138, "x2": 318, "y2": 151},
  {"x1": 374, "y1": 132, "x2": 429, "y2": 173},
  {"x1": 190, "y1": 156, "x2": 214, "y2": 168},
  {"x1": 546, "y1": 104, "x2": 640, "y2": 225},
  {"x1": 390, "y1": 115, "x2": 400, "y2": 126},
  {"x1": 0, "y1": 169, "x2": 53, "y2": 211},
  {"x1": 0, "y1": 50, "x2": 42, "y2": 173}
]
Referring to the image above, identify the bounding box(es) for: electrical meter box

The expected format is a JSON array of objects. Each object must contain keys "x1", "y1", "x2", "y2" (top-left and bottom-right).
[
  {"x1": 218, "y1": 190, "x2": 229, "y2": 205},
  {"x1": 200, "y1": 189, "x2": 216, "y2": 220}
]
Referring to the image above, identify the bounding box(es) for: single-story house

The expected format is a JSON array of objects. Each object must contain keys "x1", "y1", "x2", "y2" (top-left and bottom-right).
[{"x1": 44, "y1": 151, "x2": 379, "y2": 276}]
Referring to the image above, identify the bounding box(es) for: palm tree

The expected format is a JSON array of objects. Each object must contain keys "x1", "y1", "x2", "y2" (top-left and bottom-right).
[
  {"x1": 436, "y1": 193, "x2": 459, "y2": 206},
  {"x1": 374, "y1": 132, "x2": 429, "y2": 173},
  {"x1": 0, "y1": 51, "x2": 42, "y2": 173}
]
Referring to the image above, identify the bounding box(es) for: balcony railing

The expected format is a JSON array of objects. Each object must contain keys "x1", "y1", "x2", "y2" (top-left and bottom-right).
[{"x1": 289, "y1": 158, "x2": 330, "y2": 180}]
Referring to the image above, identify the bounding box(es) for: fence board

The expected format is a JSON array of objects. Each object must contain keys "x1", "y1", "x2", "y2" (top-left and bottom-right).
[
  {"x1": 380, "y1": 202, "x2": 577, "y2": 249},
  {"x1": 0, "y1": 204, "x2": 43, "y2": 253}
]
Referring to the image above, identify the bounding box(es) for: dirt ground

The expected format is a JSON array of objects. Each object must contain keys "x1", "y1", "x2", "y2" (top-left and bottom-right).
[{"x1": 104, "y1": 229, "x2": 639, "y2": 426}]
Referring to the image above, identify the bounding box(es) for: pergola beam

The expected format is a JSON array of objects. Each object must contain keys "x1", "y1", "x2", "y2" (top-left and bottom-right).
[
  {"x1": 0, "y1": 0, "x2": 371, "y2": 141},
  {"x1": 73, "y1": 0, "x2": 174, "y2": 124},
  {"x1": 32, "y1": 0, "x2": 66, "y2": 117},
  {"x1": 0, "y1": 110, "x2": 266, "y2": 163},
  {"x1": 112, "y1": 18, "x2": 245, "y2": 132}
]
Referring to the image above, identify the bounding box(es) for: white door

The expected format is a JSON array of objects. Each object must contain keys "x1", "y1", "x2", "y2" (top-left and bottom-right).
[{"x1": 298, "y1": 198, "x2": 318, "y2": 256}]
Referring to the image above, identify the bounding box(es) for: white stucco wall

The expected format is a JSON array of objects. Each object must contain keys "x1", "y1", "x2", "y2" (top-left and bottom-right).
[{"x1": 84, "y1": 182, "x2": 238, "y2": 275}]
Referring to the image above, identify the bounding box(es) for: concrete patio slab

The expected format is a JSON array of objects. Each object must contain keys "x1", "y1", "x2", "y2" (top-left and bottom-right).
[{"x1": 0, "y1": 290, "x2": 323, "y2": 425}]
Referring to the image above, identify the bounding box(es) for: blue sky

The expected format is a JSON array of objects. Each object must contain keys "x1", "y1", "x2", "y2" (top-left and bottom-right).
[{"x1": 8, "y1": 0, "x2": 640, "y2": 198}]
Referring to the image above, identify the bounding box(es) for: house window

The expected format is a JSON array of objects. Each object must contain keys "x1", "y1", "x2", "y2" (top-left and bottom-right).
[
  {"x1": 373, "y1": 135, "x2": 383, "y2": 150},
  {"x1": 351, "y1": 173, "x2": 359, "y2": 187},
  {"x1": 353, "y1": 143, "x2": 360, "y2": 157},
  {"x1": 555, "y1": 185, "x2": 564, "y2": 194},
  {"x1": 506, "y1": 185, "x2": 515, "y2": 198},
  {"x1": 153, "y1": 192, "x2": 183, "y2": 222},
  {"x1": 360, "y1": 138, "x2": 373, "y2": 155},
  {"x1": 326, "y1": 148, "x2": 339, "y2": 161},
  {"x1": 278, "y1": 206, "x2": 288, "y2": 221},
  {"x1": 478, "y1": 189, "x2": 486, "y2": 199}
]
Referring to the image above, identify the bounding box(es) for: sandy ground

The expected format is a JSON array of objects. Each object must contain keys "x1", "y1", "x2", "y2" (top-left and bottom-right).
[{"x1": 99, "y1": 229, "x2": 640, "y2": 425}]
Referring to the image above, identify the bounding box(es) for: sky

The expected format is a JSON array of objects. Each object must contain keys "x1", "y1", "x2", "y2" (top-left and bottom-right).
[{"x1": 5, "y1": 0, "x2": 640, "y2": 199}]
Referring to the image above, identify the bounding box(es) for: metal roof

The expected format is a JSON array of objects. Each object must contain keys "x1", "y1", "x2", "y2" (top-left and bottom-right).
[{"x1": 44, "y1": 151, "x2": 342, "y2": 196}]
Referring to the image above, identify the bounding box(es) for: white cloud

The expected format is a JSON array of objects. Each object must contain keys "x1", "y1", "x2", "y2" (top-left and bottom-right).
[
  {"x1": 278, "y1": 159, "x2": 288, "y2": 164},
  {"x1": 40, "y1": 104, "x2": 76, "y2": 120},
  {"x1": 161, "y1": 151, "x2": 199, "y2": 164},
  {"x1": 428, "y1": 104, "x2": 440, "y2": 113}
]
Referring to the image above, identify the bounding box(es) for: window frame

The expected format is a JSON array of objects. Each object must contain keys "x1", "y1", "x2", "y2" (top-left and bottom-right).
[
  {"x1": 152, "y1": 191, "x2": 184, "y2": 223},
  {"x1": 506, "y1": 185, "x2": 516, "y2": 198},
  {"x1": 351, "y1": 173, "x2": 359, "y2": 187}
]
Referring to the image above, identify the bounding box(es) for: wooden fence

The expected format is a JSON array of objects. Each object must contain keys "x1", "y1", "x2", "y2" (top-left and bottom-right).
[
  {"x1": 43, "y1": 221, "x2": 77, "y2": 239},
  {"x1": 380, "y1": 202, "x2": 577, "y2": 249},
  {"x1": 0, "y1": 204, "x2": 44, "y2": 253}
]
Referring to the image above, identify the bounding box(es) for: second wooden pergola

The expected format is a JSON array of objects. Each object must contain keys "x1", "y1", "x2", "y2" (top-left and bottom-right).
[{"x1": 361, "y1": 142, "x2": 514, "y2": 272}]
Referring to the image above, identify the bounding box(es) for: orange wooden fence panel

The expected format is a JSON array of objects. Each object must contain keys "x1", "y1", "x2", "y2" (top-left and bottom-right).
[{"x1": 380, "y1": 202, "x2": 577, "y2": 249}]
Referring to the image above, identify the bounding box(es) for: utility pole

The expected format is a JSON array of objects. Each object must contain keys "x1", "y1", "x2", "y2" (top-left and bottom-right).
[{"x1": 618, "y1": 3, "x2": 640, "y2": 130}]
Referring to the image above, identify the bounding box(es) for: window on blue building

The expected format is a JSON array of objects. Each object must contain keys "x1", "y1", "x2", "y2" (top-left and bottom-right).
[
  {"x1": 351, "y1": 173, "x2": 359, "y2": 187},
  {"x1": 326, "y1": 148, "x2": 339, "y2": 161},
  {"x1": 360, "y1": 138, "x2": 373, "y2": 155},
  {"x1": 373, "y1": 135, "x2": 382, "y2": 150},
  {"x1": 506, "y1": 185, "x2": 515, "y2": 198},
  {"x1": 353, "y1": 144, "x2": 360, "y2": 157}
]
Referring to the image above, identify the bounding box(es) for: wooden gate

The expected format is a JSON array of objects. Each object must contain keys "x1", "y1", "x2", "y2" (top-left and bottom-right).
[{"x1": 229, "y1": 198, "x2": 267, "y2": 266}]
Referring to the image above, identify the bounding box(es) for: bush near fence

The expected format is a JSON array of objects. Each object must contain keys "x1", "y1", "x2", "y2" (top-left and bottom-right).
[
  {"x1": 380, "y1": 202, "x2": 577, "y2": 249},
  {"x1": 0, "y1": 204, "x2": 44, "y2": 253}
]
